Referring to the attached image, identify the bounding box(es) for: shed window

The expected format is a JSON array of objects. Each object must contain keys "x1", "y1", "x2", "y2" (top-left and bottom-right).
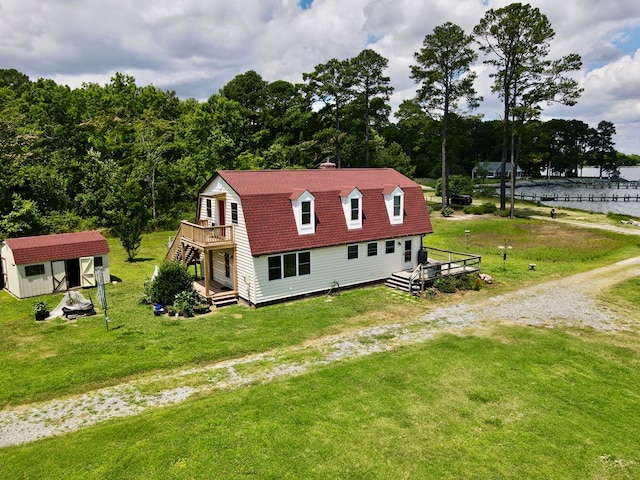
[
  {"x1": 348, "y1": 245, "x2": 358, "y2": 260},
  {"x1": 393, "y1": 195, "x2": 401, "y2": 216},
  {"x1": 367, "y1": 242, "x2": 378, "y2": 256},
  {"x1": 206, "y1": 198, "x2": 212, "y2": 218},
  {"x1": 25, "y1": 264, "x2": 45, "y2": 277},
  {"x1": 94, "y1": 256, "x2": 104, "y2": 268}
]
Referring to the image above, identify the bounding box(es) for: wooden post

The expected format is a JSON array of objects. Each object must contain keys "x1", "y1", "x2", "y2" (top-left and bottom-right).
[
  {"x1": 204, "y1": 250, "x2": 210, "y2": 298},
  {"x1": 233, "y1": 246, "x2": 238, "y2": 294}
]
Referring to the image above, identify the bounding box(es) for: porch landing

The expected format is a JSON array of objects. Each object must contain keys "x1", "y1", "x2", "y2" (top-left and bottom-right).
[{"x1": 193, "y1": 280, "x2": 238, "y2": 308}]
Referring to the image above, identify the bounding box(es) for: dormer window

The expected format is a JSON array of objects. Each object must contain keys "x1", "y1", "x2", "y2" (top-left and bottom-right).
[
  {"x1": 383, "y1": 185, "x2": 404, "y2": 225},
  {"x1": 341, "y1": 187, "x2": 363, "y2": 230},
  {"x1": 301, "y1": 201, "x2": 312, "y2": 226},
  {"x1": 350, "y1": 198, "x2": 359, "y2": 221},
  {"x1": 291, "y1": 190, "x2": 315, "y2": 235}
]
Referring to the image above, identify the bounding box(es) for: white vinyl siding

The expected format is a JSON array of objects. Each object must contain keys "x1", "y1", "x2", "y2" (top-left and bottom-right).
[
  {"x1": 200, "y1": 177, "x2": 254, "y2": 302},
  {"x1": 251, "y1": 236, "x2": 423, "y2": 306}
]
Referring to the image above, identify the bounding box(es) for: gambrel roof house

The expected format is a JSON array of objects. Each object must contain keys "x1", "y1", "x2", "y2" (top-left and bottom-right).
[
  {"x1": 166, "y1": 167, "x2": 433, "y2": 307},
  {"x1": 1, "y1": 231, "x2": 110, "y2": 299}
]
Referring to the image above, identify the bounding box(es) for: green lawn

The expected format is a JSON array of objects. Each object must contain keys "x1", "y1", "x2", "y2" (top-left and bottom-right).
[
  {"x1": 2, "y1": 325, "x2": 639, "y2": 479},
  {"x1": 1, "y1": 217, "x2": 639, "y2": 407},
  {"x1": 1, "y1": 215, "x2": 639, "y2": 478}
]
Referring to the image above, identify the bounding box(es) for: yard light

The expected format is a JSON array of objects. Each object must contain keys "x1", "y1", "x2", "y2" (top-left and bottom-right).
[
  {"x1": 498, "y1": 244, "x2": 512, "y2": 270},
  {"x1": 465, "y1": 230, "x2": 470, "y2": 247}
]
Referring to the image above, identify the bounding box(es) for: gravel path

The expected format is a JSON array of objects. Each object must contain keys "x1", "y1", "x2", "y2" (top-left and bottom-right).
[{"x1": 1, "y1": 255, "x2": 639, "y2": 449}]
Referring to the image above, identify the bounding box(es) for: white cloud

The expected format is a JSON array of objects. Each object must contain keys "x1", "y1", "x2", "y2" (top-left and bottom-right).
[{"x1": 0, "y1": 0, "x2": 639, "y2": 152}]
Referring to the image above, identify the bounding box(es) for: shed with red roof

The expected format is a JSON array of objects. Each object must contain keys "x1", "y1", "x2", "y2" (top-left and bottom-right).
[
  {"x1": 166, "y1": 167, "x2": 432, "y2": 307},
  {"x1": 1, "y1": 231, "x2": 110, "y2": 299}
]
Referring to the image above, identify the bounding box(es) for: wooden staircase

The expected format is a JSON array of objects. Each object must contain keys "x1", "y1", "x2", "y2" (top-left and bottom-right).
[
  {"x1": 385, "y1": 271, "x2": 420, "y2": 295},
  {"x1": 171, "y1": 243, "x2": 201, "y2": 265},
  {"x1": 211, "y1": 292, "x2": 238, "y2": 308}
]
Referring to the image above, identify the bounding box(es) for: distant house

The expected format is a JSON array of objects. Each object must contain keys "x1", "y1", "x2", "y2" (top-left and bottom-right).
[
  {"x1": 472, "y1": 162, "x2": 523, "y2": 179},
  {"x1": 0, "y1": 231, "x2": 110, "y2": 299},
  {"x1": 166, "y1": 167, "x2": 433, "y2": 307}
]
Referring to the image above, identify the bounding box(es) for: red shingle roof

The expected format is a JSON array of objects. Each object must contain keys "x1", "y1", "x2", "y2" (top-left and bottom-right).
[
  {"x1": 214, "y1": 169, "x2": 433, "y2": 256},
  {"x1": 4, "y1": 231, "x2": 109, "y2": 265}
]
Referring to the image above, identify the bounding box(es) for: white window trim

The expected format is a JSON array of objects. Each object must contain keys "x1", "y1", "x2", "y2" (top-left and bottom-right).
[
  {"x1": 384, "y1": 186, "x2": 404, "y2": 225},
  {"x1": 291, "y1": 190, "x2": 315, "y2": 235},
  {"x1": 341, "y1": 188, "x2": 363, "y2": 230}
]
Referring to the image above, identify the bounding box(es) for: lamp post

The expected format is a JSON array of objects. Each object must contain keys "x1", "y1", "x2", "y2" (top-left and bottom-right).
[
  {"x1": 465, "y1": 230, "x2": 470, "y2": 248},
  {"x1": 498, "y1": 244, "x2": 512, "y2": 270}
]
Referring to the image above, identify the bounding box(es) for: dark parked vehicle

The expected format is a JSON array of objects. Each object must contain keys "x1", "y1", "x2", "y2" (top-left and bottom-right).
[{"x1": 450, "y1": 195, "x2": 472, "y2": 205}]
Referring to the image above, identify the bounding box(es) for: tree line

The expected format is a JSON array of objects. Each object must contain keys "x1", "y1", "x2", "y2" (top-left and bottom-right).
[{"x1": 1, "y1": 2, "x2": 637, "y2": 241}]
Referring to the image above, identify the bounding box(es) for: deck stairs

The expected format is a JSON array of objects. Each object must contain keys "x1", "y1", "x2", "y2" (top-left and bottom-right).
[
  {"x1": 171, "y1": 243, "x2": 200, "y2": 265},
  {"x1": 211, "y1": 293, "x2": 238, "y2": 308},
  {"x1": 385, "y1": 270, "x2": 421, "y2": 295}
]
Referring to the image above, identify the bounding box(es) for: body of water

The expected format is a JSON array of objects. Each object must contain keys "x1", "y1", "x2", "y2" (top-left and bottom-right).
[{"x1": 507, "y1": 166, "x2": 640, "y2": 217}]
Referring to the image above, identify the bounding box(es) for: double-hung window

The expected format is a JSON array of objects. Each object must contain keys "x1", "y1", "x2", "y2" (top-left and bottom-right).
[{"x1": 268, "y1": 252, "x2": 311, "y2": 280}]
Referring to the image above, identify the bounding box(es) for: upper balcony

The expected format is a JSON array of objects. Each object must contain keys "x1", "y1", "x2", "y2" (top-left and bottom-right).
[{"x1": 166, "y1": 220, "x2": 235, "y2": 262}]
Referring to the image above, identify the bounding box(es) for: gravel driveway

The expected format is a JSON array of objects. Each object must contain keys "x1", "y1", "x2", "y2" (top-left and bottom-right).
[{"x1": 1, "y1": 254, "x2": 639, "y2": 449}]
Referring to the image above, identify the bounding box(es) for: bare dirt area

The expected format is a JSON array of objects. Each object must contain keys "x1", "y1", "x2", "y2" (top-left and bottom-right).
[{"x1": 1, "y1": 254, "x2": 639, "y2": 448}]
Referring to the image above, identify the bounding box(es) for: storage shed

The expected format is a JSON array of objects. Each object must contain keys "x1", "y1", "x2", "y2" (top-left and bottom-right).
[{"x1": 0, "y1": 231, "x2": 110, "y2": 299}]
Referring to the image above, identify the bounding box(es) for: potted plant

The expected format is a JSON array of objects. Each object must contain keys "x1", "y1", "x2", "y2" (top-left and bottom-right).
[{"x1": 33, "y1": 300, "x2": 49, "y2": 321}]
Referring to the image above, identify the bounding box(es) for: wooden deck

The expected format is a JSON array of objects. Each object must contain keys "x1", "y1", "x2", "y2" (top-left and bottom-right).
[
  {"x1": 193, "y1": 280, "x2": 238, "y2": 307},
  {"x1": 386, "y1": 247, "x2": 482, "y2": 294}
]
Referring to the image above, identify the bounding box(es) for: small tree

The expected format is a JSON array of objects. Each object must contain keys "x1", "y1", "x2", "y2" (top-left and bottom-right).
[
  {"x1": 111, "y1": 213, "x2": 144, "y2": 262},
  {"x1": 0, "y1": 194, "x2": 45, "y2": 238},
  {"x1": 147, "y1": 261, "x2": 193, "y2": 306}
]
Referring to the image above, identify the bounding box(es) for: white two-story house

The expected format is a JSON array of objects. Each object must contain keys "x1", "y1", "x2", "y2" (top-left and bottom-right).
[{"x1": 166, "y1": 166, "x2": 433, "y2": 307}]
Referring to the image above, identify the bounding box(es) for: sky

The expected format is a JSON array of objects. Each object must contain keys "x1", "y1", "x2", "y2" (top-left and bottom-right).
[{"x1": 1, "y1": 0, "x2": 639, "y2": 154}]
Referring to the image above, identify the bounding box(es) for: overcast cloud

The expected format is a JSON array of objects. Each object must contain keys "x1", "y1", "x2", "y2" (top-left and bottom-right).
[{"x1": 1, "y1": 0, "x2": 639, "y2": 154}]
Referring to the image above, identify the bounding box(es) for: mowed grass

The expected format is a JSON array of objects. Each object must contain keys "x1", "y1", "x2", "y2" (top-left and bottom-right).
[
  {"x1": 2, "y1": 325, "x2": 640, "y2": 479},
  {"x1": 1, "y1": 216, "x2": 639, "y2": 407},
  {"x1": 426, "y1": 215, "x2": 640, "y2": 284},
  {"x1": 1, "y1": 214, "x2": 640, "y2": 477},
  {"x1": 0, "y1": 231, "x2": 425, "y2": 406}
]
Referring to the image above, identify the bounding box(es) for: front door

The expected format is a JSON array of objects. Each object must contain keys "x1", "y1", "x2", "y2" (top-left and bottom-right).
[
  {"x1": 52, "y1": 260, "x2": 67, "y2": 293},
  {"x1": 218, "y1": 200, "x2": 225, "y2": 226},
  {"x1": 402, "y1": 239, "x2": 413, "y2": 270}
]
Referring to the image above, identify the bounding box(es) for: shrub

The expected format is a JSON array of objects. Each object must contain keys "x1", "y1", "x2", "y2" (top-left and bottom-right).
[
  {"x1": 434, "y1": 273, "x2": 481, "y2": 294},
  {"x1": 464, "y1": 202, "x2": 497, "y2": 215},
  {"x1": 174, "y1": 290, "x2": 197, "y2": 317},
  {"x1": 434, "y1": 276, "x2": 457, "y2": 293},
  {"x1": 146, "y1": 261, "x2": 194, "y2": 306},
  {"x1": 441, "y1": 206, "x2": 455, "y2": 217}
]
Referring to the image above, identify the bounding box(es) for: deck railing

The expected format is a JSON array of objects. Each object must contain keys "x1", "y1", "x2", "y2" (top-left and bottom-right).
[
  {"x1": 165, "y1": 221, "x2": 235, "y2": 262},
  {"x1": 409, "y1": 247, "x2": 482, "y2": 286},
  {"x1": 178, "y1": 221, "x2": 234, "y2": 245}
]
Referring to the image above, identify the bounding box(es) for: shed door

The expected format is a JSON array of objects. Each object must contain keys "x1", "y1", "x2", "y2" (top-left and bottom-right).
[
  {"x1": 1, "y1": 256, "x2": 7, "y2": 290},
  {"x1": 80, "y1": 257, "x2": 96, "y2": 287},
  {"x1": 52, "y1": 260, "x2": 67, "y2": 293}
]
